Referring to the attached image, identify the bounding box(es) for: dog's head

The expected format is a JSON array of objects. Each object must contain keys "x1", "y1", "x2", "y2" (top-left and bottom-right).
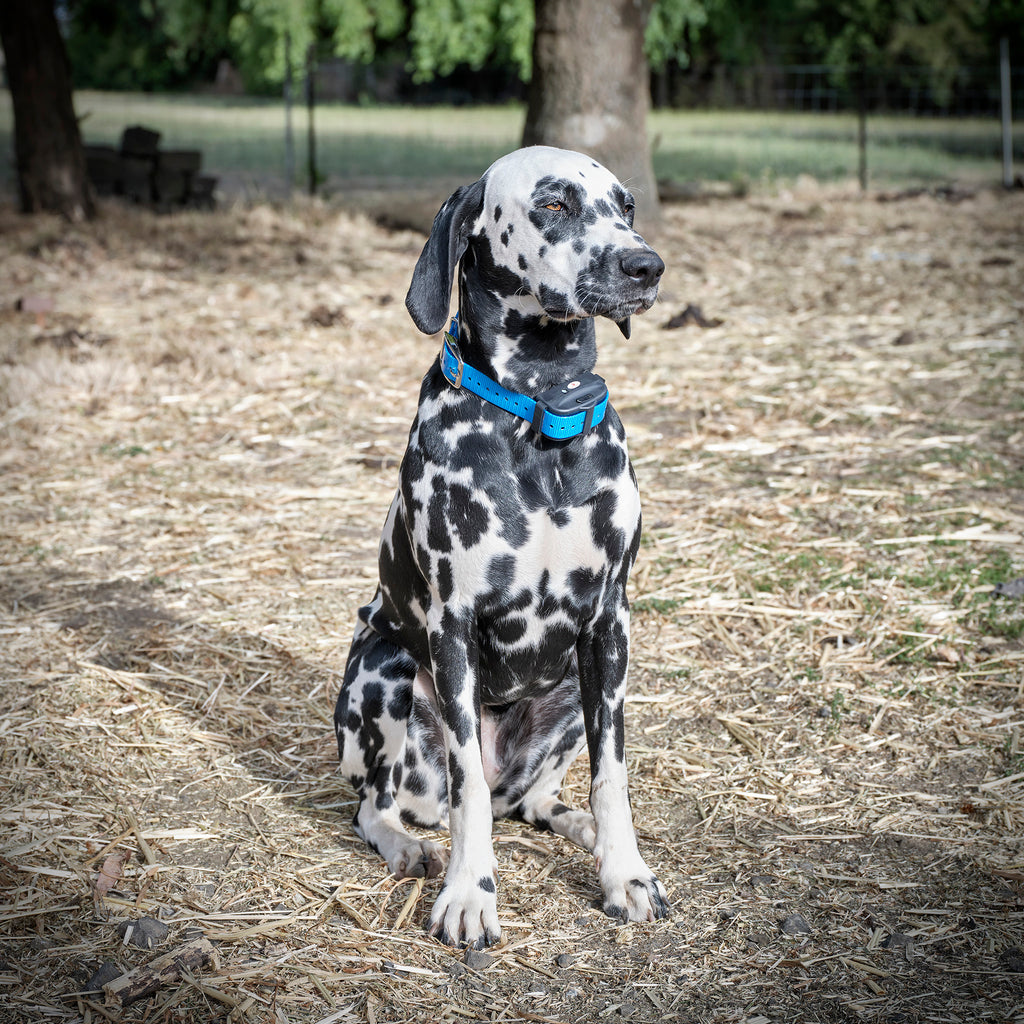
[{"x1": 405, "y1": 146, "x2": 663, "y2": 340}]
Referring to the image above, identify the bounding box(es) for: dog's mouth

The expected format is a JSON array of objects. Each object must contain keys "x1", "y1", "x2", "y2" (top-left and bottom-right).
[
  {"x1": 570, "y1": 247, "x2": 664, "y2": 323},
  {"x1": 599, "y1": 294, "x2": 657, "y2": 321}
]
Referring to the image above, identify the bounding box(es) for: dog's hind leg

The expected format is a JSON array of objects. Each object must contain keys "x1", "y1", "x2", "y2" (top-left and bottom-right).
[
  {"x1": 517, "y1": 789, "x2": 596, "y2": 852},
  {"x1": 488, "y1": 677, "x2": 596, "y2": 852},
  {"x1": 335, "y1": 616, "x2": 449, "y2": 879}
]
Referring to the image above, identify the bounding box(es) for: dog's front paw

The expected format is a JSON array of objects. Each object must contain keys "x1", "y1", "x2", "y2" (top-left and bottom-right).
[
  {"x1": 601, "y1": 871, "x2": 671, "y2": 924},
  {"x1": 428, "y1": 873, "x2": 501, "y2": 949}
]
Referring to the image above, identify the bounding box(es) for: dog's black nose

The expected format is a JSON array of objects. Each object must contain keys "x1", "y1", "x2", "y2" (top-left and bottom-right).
[{"x1": 620, "y1": 250, "x2": 665, "y2": 288}]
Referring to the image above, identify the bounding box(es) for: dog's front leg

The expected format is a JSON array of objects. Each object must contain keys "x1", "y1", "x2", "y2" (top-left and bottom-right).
[
  {"x1": 578, "y1": 606, "x2": 670, "y2": 924},
  {"x1": 425, "y1": 606, "x2": 501, "y2": 948}
]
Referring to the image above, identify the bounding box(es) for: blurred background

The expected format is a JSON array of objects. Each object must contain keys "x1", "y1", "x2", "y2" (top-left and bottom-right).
[{"x1": 1, "y1": 0, "x2": 1021, "y2": 219}]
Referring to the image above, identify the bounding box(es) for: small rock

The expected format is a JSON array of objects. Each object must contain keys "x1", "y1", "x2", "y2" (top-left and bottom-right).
[
  {"x1": 555, "y1": 953, "x2": 574, "y2": 968},
  {"x1": 662, "y1": 304, "x2": 722, "y2": 330},
  {"x1": 84, "y1": 961, "x2": 122, "y2": 993},
  {"x1": 15, "y1": 294, "x2": 55, "y2": 315},
  {"x1": 994, "y1": 577, "x2": 1024, "y2": 599},
  {"x1": 779, "y1": 913, "x2": 812, "y2": 935},
  {"x1": 463, "y1": 948, "x2": 493, "y2": 971},
  {"x1": 116, "y1": 916, "x2": 169, "y2": 949},
  {"x1": 749, "y1": 874, "x2": 776, "y2": 887},
  {"x1": 747, "y1": 931, "x2": 773, "y2": 947},
  {"x1": 893, "y1": 330, "x2": 917, "y2": 346},
  {"x1": 305, "y1": 304, "x2": 347, "y2": 328},
  {"x1": 880, "y1": 932, "x2": 912, "y2": 950},
  {"x1": 1000, "y1": 946, "x2": 1024, "y2": 973}
]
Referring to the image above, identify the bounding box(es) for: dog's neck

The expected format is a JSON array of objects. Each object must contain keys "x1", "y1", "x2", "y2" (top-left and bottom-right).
[{"x1": 457, "y1": 257, "x2": 598, "y2": 396}]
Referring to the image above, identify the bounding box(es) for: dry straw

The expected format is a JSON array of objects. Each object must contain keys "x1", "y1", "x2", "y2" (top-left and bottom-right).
[{"x1": 1, "y1": 183, "x2": 1022, "y2": 1022}]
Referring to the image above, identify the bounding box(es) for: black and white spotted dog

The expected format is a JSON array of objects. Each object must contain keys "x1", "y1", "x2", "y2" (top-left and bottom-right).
[{"x1": 335, "y1": 146, "x2": 668, "y2": 948}]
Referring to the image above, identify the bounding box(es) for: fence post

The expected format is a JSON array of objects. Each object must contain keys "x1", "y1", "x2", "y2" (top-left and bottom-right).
[
  {"x1": 284, "y1": 31, "x2": 294, "y2": 195},
  {"x1": 306, "y1": 42, "x2": 318, "y2": 196},
  {"x1": 857, "y1": 61, "x2": 868, "y2": 191},
  {"x1": 1001, "y1": 37, "x2": 1014, "y2": 188}
]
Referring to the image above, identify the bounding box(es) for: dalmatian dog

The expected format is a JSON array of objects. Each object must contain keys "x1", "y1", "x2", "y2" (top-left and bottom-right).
[{"x1": 334, "y1": 146, "x2": 668, "y2": 948}]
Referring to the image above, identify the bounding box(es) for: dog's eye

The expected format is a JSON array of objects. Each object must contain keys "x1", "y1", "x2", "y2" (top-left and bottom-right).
[
  {"x1": 624, "y1": 202, "x2": 635, "y2": 218},
  {"x1": 543, "y1": 202, "x2": 564, "y2": 212}
]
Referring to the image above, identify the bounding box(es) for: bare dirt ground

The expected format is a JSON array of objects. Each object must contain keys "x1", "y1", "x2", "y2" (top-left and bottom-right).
[{"x1": 1, "y1": 180, "x2": 1023, "y2": 1024}]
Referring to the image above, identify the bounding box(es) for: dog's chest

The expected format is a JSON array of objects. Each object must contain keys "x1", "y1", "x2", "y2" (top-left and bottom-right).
[
  {"x1": 378, "y1": 401, "x2": 641, "y2": 697},
  {"x1": 469, "y1": 452, "x2": 640, "y2": 696}
]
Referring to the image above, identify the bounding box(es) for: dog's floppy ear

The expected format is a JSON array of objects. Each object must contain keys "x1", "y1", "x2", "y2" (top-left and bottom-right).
[
  {"x1": 616, "y1": 317, "x2": 631, "y2": 339},
  {"x1": 405, "y1": 178, "x2": 486, "y2": 335}
]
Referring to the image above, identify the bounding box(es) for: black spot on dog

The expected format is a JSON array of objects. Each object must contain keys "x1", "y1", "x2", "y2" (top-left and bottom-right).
[
  {"x1": 437, "y1": 556, "x2": 454, "y2": 602},
  {"x1": 404, "y1": 769, "x2": 428, "y2": 797},
  {"x1": 478, "y1": 875, "x2": 496, "y2": 893},
  {"x1": 486, "y1": 554, "x2": 517, "y2": 593},
  {"x1": 493, "y1": 204, "x2": 502, "y2": 222},
  {"x1": 448, "y1": 749, "x2": 466, "y2": 806},
  {"x1": 518, "y1": 254, "x2": 528, "y2": 271},
  {"x1": 426, "y1": 476, "x2": 453, "y2": 553},
  {"x1": 537, "y1": 282, "x2": 572, "y2": 318},
  {"x1": 548, "y1": 507, "x2": 571, "y2": 528},
  {"x1": 492, "y1": 615, "x2": 528, "y2": 646},
  {"x1": 462, "y1": 235, "x2": 525, "y2": 303},
  {"x1": 448, "y1": 481, "x2": 489, "y2": 548},
  {"x1": 387, "y1": 685, "x2": 412, "y2": 721}
]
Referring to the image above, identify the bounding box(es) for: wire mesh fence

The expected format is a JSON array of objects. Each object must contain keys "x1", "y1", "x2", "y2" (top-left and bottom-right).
[
  {"x1": 1, "y1": 60, "x2": 1020, "y2": 201},
  {"x1": 657, "y1": 62, "x2": 1023, "y2": 118}
]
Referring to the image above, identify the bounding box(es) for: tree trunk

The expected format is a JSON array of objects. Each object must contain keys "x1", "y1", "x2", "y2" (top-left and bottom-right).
[
  {"x1": 0, "y1": 0, "x2": 95, "y2": 220},
  {"x1": 523, "y1": 0, "x2": 659, "y2": 224}
]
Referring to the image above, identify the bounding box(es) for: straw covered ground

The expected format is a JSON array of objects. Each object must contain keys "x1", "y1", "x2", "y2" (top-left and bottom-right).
[{"x1": 1, "y1": 179, "x2": 1023, "y2": 1024}]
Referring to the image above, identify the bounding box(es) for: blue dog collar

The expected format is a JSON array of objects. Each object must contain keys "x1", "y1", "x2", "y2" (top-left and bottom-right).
[{"x1": 439, "y1": 315, "x2": 609, "y2": 440}]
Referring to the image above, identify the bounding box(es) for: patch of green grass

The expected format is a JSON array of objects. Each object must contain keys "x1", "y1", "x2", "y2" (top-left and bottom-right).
[
  {"x1": 100, "y1": 443, "x2": 149, "y2": 458},
  {"x1": 746, "y1": 548, "x2": 857, "y2": 596},
  {"x1": 650, "y1": 109, "x2": 1015, "y2": 186},
  {"x1": 633, "y1": 596, "x2": 686, "y2": 615},
  {"x1": 0, "y1": 92, "x2": 1012, "y2": 193}
]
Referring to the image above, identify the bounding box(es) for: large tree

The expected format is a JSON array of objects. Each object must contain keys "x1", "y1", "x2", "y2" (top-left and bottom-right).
[
  {"x1": 523, "y1": 0, "x2": 660, "y2": 222},
  {"x1": 0, "y1": 0, "x2": 95, "y2": 220}
]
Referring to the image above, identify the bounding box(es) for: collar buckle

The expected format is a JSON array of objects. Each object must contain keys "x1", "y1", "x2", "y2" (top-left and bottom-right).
[{"x1": 442, "y1": 330, "x2": 464, "y2": 389}]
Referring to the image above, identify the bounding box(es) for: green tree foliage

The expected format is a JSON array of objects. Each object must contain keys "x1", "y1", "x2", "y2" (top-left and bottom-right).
[
  {"x1": 794, "y1": 0, "x2": 991, "y2": 103},
  {"x1": 225, "y1": 0, "x2": 697, "y2": 89},
  {"x1": 801, "y1": 0, "x2": 985, "y2": 70},
  {"x1": 645, "y1": 0, "x2": 707, "y2": 70},
  {"x1": 407, "y1": 0, "x2": 534, "y2": 81},
  {"x1": 228, "y1": 0, "x2": 406, "y2": 91},
  {"x1": 65, "y1": 0, "x2": 236, "y2": 90},
  {"x1": 62, "y1": 0, "x2": 1018, "y2": 97}
]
